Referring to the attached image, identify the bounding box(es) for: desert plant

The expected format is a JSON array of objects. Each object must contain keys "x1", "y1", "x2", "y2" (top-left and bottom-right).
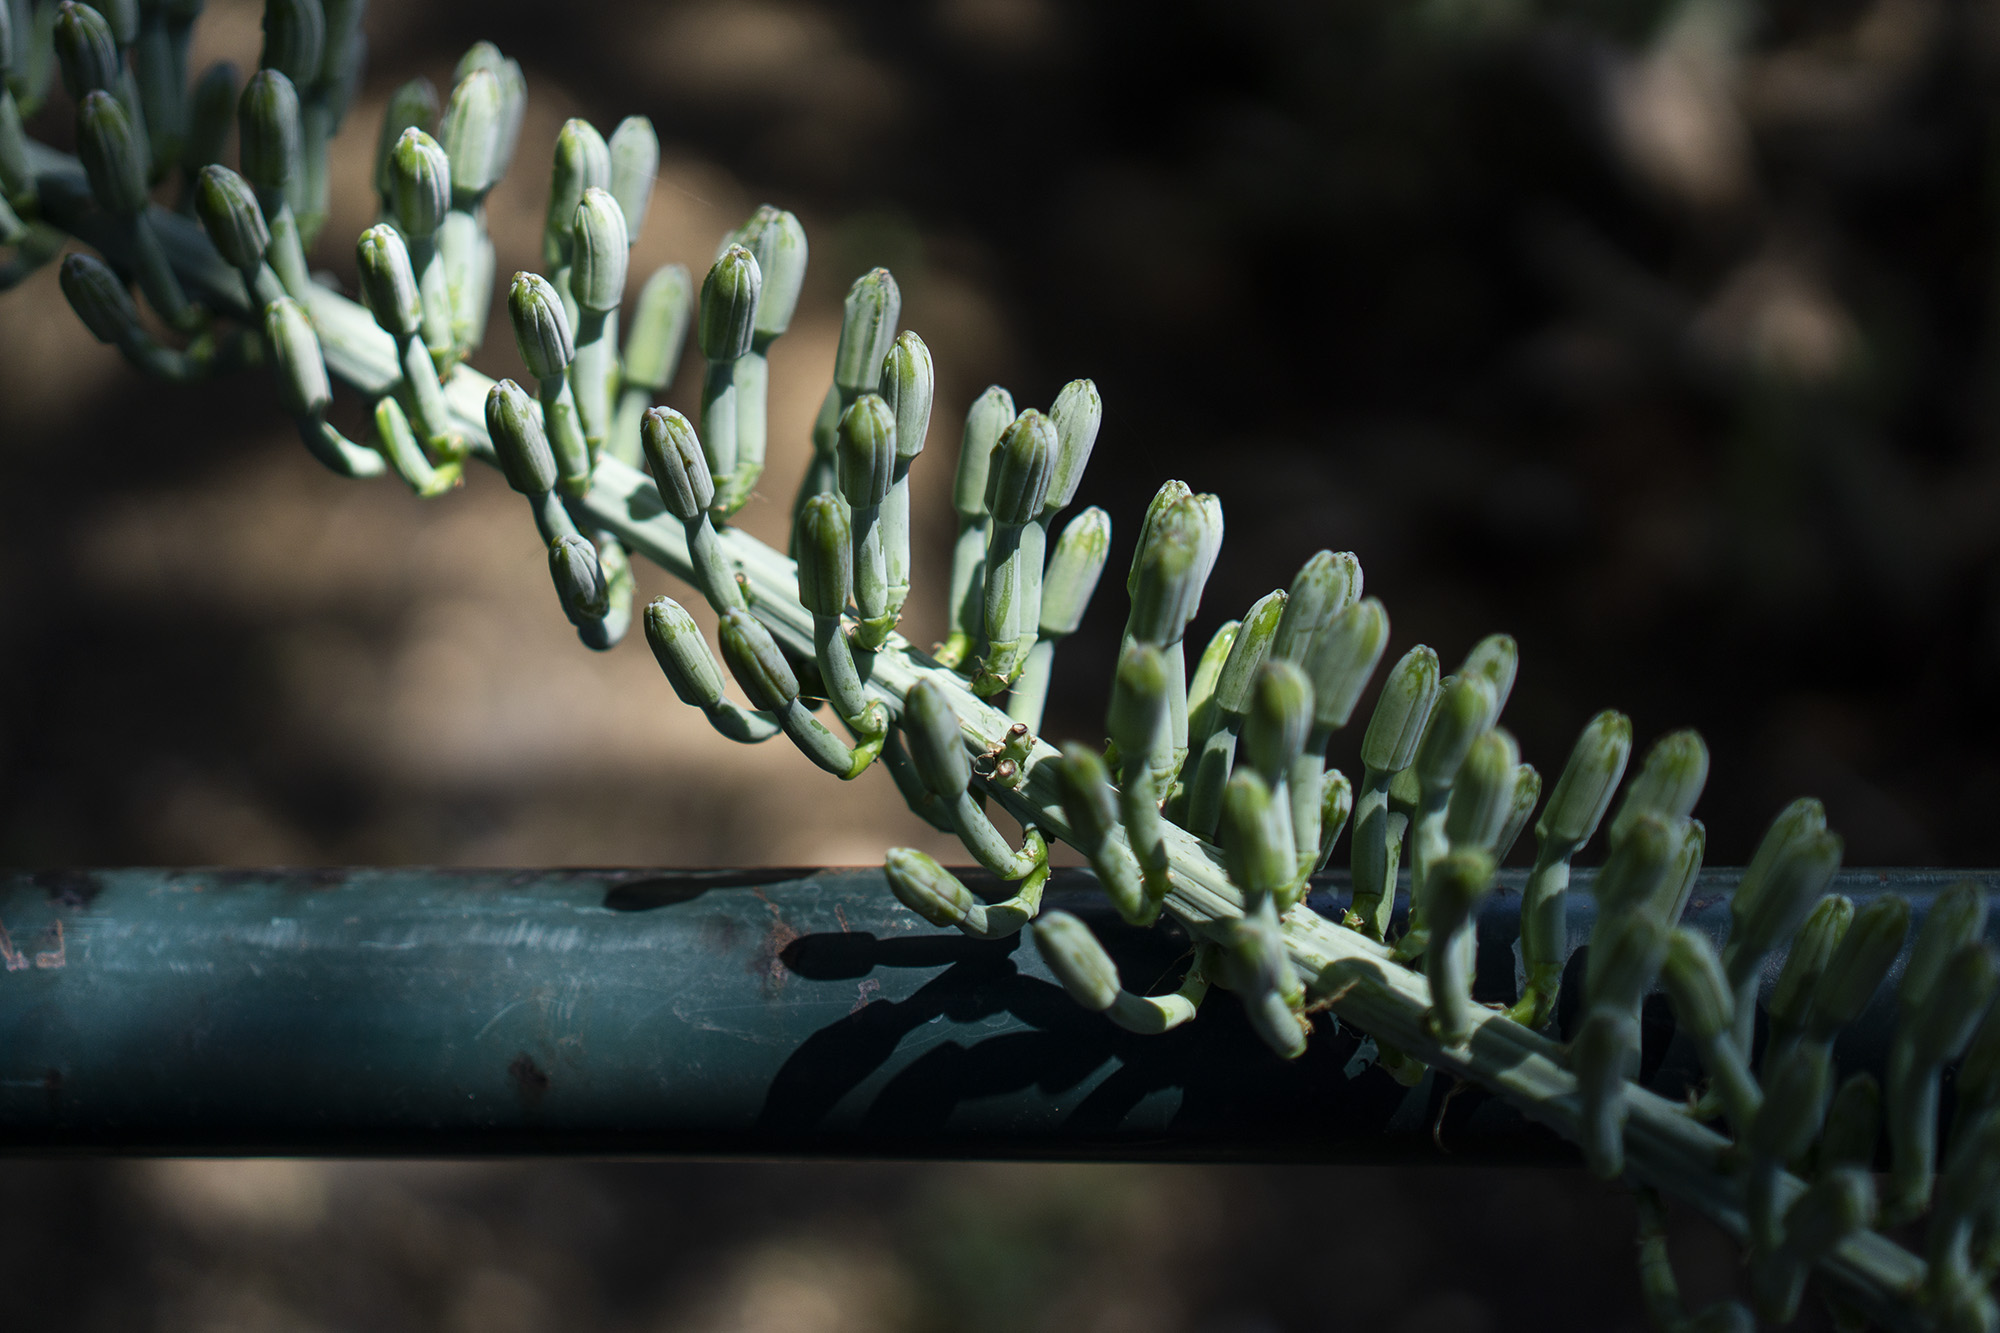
[{"x1": 2, "y1": 3, "x2": 1996, "y2": 1328}]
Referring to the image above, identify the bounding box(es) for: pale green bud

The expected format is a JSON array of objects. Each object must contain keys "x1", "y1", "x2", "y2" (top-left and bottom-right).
[
  {"x1": 1033, "y1": 911, "x2": 1120, "y2": 1011},
  {"x1": 237, "y1": 69, "x2": 301, "y2": 193},
  {"x1": 438, "y1": 67, "x2": 504, "y2": 198},
  {"x1": 258, "y1": 0, "x2": 323, "y2": 86},
  {"x1": 1537, "y1": 710, "x2": 1632, "y2": 849},
  {"x1": 796, "y1": 493, "x2": 852, "y2": 619},
  {"x1": 882, "y1": 331, "x2": 933, "y2": 463},
  {"x1": 484, "y1": 379, "x2": 555, "y2": 496},
  {"x1": 1308, "y1": 596, "x2": 1389, "y2": 732},
  {"x1": 385, "y1": 127, "x2": 449, "y2": 240},
  {"x1": 1222, "y1": 771, "x2": 1293, "y2": 899},
  {"x1": 1428, "y1": 848, "x2": 1498, "y2": 934},
  {"x1": 622, "y1": 264, "x2": 694, "y2": 393},
  {"x1": 509, "y1": 271, "x2": 573, "y2": 380},
  {"x1": 452, "y1": 40, "x2": 504, "y2": 84},
  {"x1": 1663, "y1": 928, "x2": 1733, "y2": 1041},
  {"x1": 1458, "y1": 634, "x2": 1518, "y2": 719},
  {"x1": 1608, "y1": 729, "x2": 1710, "y2": 847},
  {"x1": 356, "y1": 224, "x2": 420, "y2": 339},
  {"x1": 569, "y1": 187, "x2": 628, "y2": 313},
  {"x1": 1820, "y1": 1073, "x2": 1881, "y2": 1170},
  {"x1": 1272, "y1": 549, "x2": 1361, "y2": 663},
  {"x1": 264, "y1": 296, "x2": 330, "y2": 418},
  {"x1": 698, "y1": 243, "x2": 760, "y2": 362},
  {"x1": 1809, "y1": 895, "x2": 1908, "y2": 1037},
  {"x1": 902, "y1": 677, "x2": 969, "y2": 798},
  {"x1": 193, "y1": 167, "x2": 268, "y2": 273},
  {"x1": 1243, "y1": 660, "x2": 1312, "y2": 784},
  {"x1": 1771, "y1": 895, "x2": 1852, "y2": 1033},
  {"x1": 1201, "y1": 595, "x2": 1280, "y2": 721},
  {"x1": 1413, "y1": 674, "x2": 1496, "y2": 795},
  {"x1": 606, "y1": 116, "x2": 658, "y2": 242},
  {"x1": 1361, "y1": 645, "x2": 1441, "y2": 774},
  {"x1": 77, "y1": 90, "x2": 146, "y2": 214},
  {"x1": 1127, "y1": 528, "x2": 1198, "y2": 648},
  {"x1": 1733, "y1": 798, "x2": 1828, "y2": 935},
  {"x1": 837, "y1": 394, "x2": 896, "y2": 507},
  {"x1": 952, "y1": 386, "x2": 1015, "y2": 519},
  {"x1": 1128, "y1": 481, "x2": 1191, "y2": 594},
  {"x1": 58, "y1": 253, "x2": 138, "y2": 344},
  {"x1": 1045, "y1": 378, "x2": 1101, "y2": 512},
  {"x1": 55, "y1": 2, "x2": 117, "y2": 101},
  {"x1": 883, "y1": 848, "x2": 976, "y2": 929},
  {"x1": 644, "y1": 598, "x2": 723, "y2": 708},
  {"x1": 1446, "y1": 729, "x2": 1520, "y2": 853},
  {"x1": 1056, "y1": 743, "x2": 1121, "y2": 848},
  {"x1": 1730, "y1": 829, "x2": 1845, "y2": 987},
  {"x1": 373, "y1": 78, "x2": 439, "y2": 200},
  {"x1": 1909, "y1": 943, "x2": 1998, "y2": 1068},
  {"x1": 1108, "y1": 642, "x2": 1168, "y2": 759},
  {"x1": 986, "y1": 409, "x2": 1056, "y2": 525},
  {"x1": 1494, "y1": 765, "x2": 1541, "y2": 861},
  {"x1": 640, "y1": 407, "x2": 712, "y2": 520},
  {"x1": 187, "y1": 61, "x2": 239, "y2": 172},
  {"x1": 549, "y1": 534, "x2": 609, "y2": 626},
  {"x1": 1587, "y1": 910, "x2": 1669, "y2": 1014},
  {"x1": 1751, "y1": 1042, "x2": 1830, "y2": 1163},
  {"x1": 1038, "y1": 507, "x2": 1111, "y2": 637},
  {"x1": 1593, "y1": 812, "x2": 1679, "y2": 916},
  {"x1": 1898, "y1": 880, "x2": 1989, "y2": 1019},
  {"x1": 724, "y1": 204, "x2": 807, "y2": 339},
  {"x1": 718, "y1": 608, "x2": 797, "y2": 712},
  {"x1": 833, "y1": 268, "x2": 900, "y2": 394}
]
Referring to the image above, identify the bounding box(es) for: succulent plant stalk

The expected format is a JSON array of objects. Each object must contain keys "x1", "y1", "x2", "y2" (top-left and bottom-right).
[
  {"x1": 795, "y1": 268, "x2": 900, "y2": 547},
  {"x1": 938, "y1": 385, "x2": 1015, "y2": 668},
  {"x1": 709, "y1": 204, "x2": 804, "y2": 514}
]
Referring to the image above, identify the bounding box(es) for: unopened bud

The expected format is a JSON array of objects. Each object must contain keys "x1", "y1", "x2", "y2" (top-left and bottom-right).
[
  {"x1": 606, "y1": 116, "x2": 659, "y2": 242},
  {"x1": 58, "y1": 253, "x2": 138, "y2": 344},
  {"x1": 356, "y1": 224, "x2": 421, "y2": 339},
  {"x1": 259, "y1": 0, "x2": 324, "y2": 86},
  {"x1": 1308, "y1": 596, "x2": 1389, "y2": 731},
  {"x1": 1361, "y1": 645, "x2": 1442, "y2": 774},
  {"x1": 238, "y1": 69, "x2": 302, "y2": 193},
  {"x1": 717, "y1": 608, "x2": 798, "y2": 712},
  {"x1": 264, "y1": 296, "x2": 331, "y2": 418},
  {"x1": 1038, "y1": 507, "x2": 1111, "y2": 638},
  {"x1": 55, "y1": 1, "x2": 118, "y2": 100},
  {"x1": 1538, "y1": 710, "x2": 1632, "y2": 849},
  {"x1": 77, "y1": 90, "x2": 146, "y2": 214},
  {"x1": 952, "y1": 386, "x2": 1016, "y2": 519},
  {"x1": 484, "y1": 379, "x2": 555, "y2": 496},
  {"x1": 1107, "y1": 642, "x2": 1169, "y2": 760},
  {"x1": 882, "y1": 331, "x2": 933, "y2": 463},
  {"x1": 698, "y1": 243, "x2": 760, "y2": 362},
  {"x1": 622, "y1": 264, "x2": 694, "y2": 393},
  {"x1": 1033, "y1": 911, "x2": 1121, "y2": 1011},
  {"x1": 1609, "y1": 729, "x2": 1710, "y2": 847},
  {"x1": 1446, "y1": 729, "x2": 1520, "y2": 853},
  {"x1": 1770, "y1": 895, "x2": 1853, "y2": 1034},
  {"x1": 437, "y1": 67, "x2": 504, "y2": 198},
  {"x1": 1045, "y1": 378, "x2": 1102, "y2": 512},
  {"x1": 568, "y1": 187, "x2": 628, "y2": 313},
  {"x1": 833, "y1": 268, "x2": 900, "y2": 394},
  {"x1": 1222, "y1": 771, "x2": 1293, "y2": 899},
  {"x1": 509, "y1": 271, "x2": 573, "y2": 380},
  {"x1": 796, "y1": 494, "x2": 853, "y2": 619},
  {"x1": 985, "y1": 409, "x2": 1056, "y2": 525},
  {"x1": 1243, "y1": 660, "x2": 1313, "y2": 785},
  {"x1": 836, "y1": 394, "x2": 897, "y2": 507},
  {"x1": 1272, "y1": 549, "x2": 1361, "y2": 664},
  {"x1": 884, "y1": 848, "x2": 976, "y2": 929},
  {"x1": 549, "y1": 534, "x2": 609, "y2": 626},
  {"x1": 640, "y1": 407, "x2": 713, "y2": 520},
  {"x1": 723, "y1": 204, "x2": 807, "y2": 340},
  {"x1": 1809, "y1": 895, "x2": 1908, "y2": 1037},
  {"x1": 1215, "y1": 590, "x2": 1285, "y2": 717},
  {"x1": 1413, "y1": 674, "x2": 1495, "y2": 795},
  {"x1": 644, "y1": 597, "x2": 724, "y2": 708},
  {"x1": 902, "y1": 678, "x2": 970, "y2": 798},
  {"x1": 195, "y1": 165, "x2": 270, "y2": 272}
]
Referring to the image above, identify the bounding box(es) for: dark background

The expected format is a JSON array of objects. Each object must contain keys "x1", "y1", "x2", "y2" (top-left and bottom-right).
[{"x1": 0, "y1": 0, "x2": 1977, "y2": 1326}]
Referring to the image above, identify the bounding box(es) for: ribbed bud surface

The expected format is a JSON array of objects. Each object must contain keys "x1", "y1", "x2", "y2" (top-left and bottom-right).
[
  {"x1": 509, "y1": 271, "x2": 574, "y2": 380},
  {"x1": 484, "y1": 379, "x2": 556, "y2": 496},
  {"x1": 644, "y1": 598, "x2": 724, "y2": 708},
  {"x1": 795, "y1": 494, "x2": 853, "y2": 619},
  {"x1": 640, "y1": 408, "x2": 713, "y2": 520}
]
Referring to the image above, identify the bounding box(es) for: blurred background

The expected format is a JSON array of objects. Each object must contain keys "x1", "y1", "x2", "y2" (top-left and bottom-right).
[{"x1": 0, "y1": 0, "x2": 1980, "y2": 1325}]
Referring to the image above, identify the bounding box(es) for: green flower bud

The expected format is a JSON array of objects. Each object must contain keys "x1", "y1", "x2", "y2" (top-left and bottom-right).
[
  {"x1": 622, "y1": 264, "x2": 693, "y2": 393},
  {"x1": 453, "y1": 40, "x2": 504, "y2": 83},
  {"x1": 1494, "y1": 764, "x2": 1542, "y2": 861},
  {"x1": 1129, "y1": 482, "x2": 1188, "y2": 593},
  {"x1": 1108, "y1": 642, "x2": 1169, "y2": 759},
  {"x1": 194, "y1": 165, "x2": 270, "y2": 271},
  {"x1": 58, "y1": 252, "x2": 138, "y2": 344},
  {"x1": 1909, "y1": 943, "x2": 1998, "y2": 1068},
  {"x1": 1222, "y1": 771, "x2": 1293, "y2": 900},
  {"x1": 882, "y1": 331, "x2": 933, "y2": 463},
  {"x1": 264, "y1": 295, "x2": 331, "y2": 418},
  {"x1": 1272, "y1": 549, "x2": 1362, "y2": 663},
  {"x1": 1413, "y1": 674, "x2": 1496, "y2": 795},
  {"x1": 986, "y1": 409, "x2": 1056, "y2": 525},
  {"x1": 1729, "y1": 829, "x2": 1845, "y2": 986},
  {"x1": 1360, "y1": 645, "x2": 1441, "y2": 774},
  {"x1": 1898, "y1": 880, "x2": 1989, "y2": 1019},
  {"x1": 1592, "y1": 812, "x2": 1680, "y2": 916},
  {"x1": 437, "y1": 67, "x2": 503, "y2": 198},
  {"x1": 902, "y1": 677, "x2": 969, "y2": 798},
  {"x1": 509, "y1": 271, "x2": 573, "y2": 380},
  {"x1": 1457, "y1": 634, "x2": 1518, "y2": 719},
  {"x1": 833, "y1": 268, "x2": 900, "y2": 394},
  {"x1": 1809, "y1": 895, "x2": 1908, "y2": 1037},
  {"x1": 640, "y1": 407, "x2": 713, "y2": 521},
  {"x1": 698, "y1": 243, "x2": 760, "y2": 362},
  {"x1": 1046, "y1": 378, "x2": 1101, "y2": 512},
  {"x1": 717, "y1": 607, "x2": 797, "y2": 712},
  {"x1": 1446, "y1": 728, "x2": 1520, "y2": 853},
  {"x1": 1819, "y1": 1072, "x2": 1881, "y2": 1170},
  {"x1": 1243, "y1": 660, "x2": 1313, "y2": 784},
  {"x1": 1663, "y1": 928, "x2": 1733, "y2": 1040},
  {"x1": 96, "y1": 0, "x2": 133, "y2": 45},
  {"x1": 356, "y1": 223, "x2": 420, "y2": 339},
  {"x1": 1127, "y1": 527, "x2": 1198, "y2": 648},
  {"x1": 1215, "y1": 590, "x2": 1286, "y2": 716},
  {"x1": 836, "y1": 393, "x2": 897, "y2": 507},
  {"x1": 643, "y1": 597, "x2": 724, "y2": 708},
  {"x1": 1751, "y1": 1041, "x2": 1831, "y2": 1163},
  {"x1": 724, "y1": 204, "x2": 807, "y2": 340},
  {"x1": 258, "y1": 0, "x2": 323, "y2": 86},
  {"x1": 484, "y1": 378, "x2": 555, "y2": 496},
  {"x1": 1608, "y1": 729, "x2": 1710, "y2": 847},
  {"x1": 238, "y1": 69, "x2": 301, "y2": 193},
  {"x1": 1733, "y1": 798, "x2": 1828, "y2": 935},
  {"x1": 372, "y1": 77, "x2": 439, "y2": 200},
  {"x1": 606, "y1": 115, "x2": 659, "y2": 242},
  {"x1": 883, "y1": 848, "x2": 975, "y2": 929},
  {"x1": 549, "y1": 534, "x2": 609, "y2": 626},
  {"x1": 544, "y1": 117, "x2": 610, "y2": 256},
  {"x1": 796, "y1": 493, "x2": 852, "y2": 619},
  {"x1": 952, "y1": 386, "x2": 1016, "y2": 519},
  {"x1": 1428, "y1": 848, "x2": 1498, "y2": 937},
  {"x1": 568, "y1": 187, "x2": 628, "y2": 313},
  {"x1": 1307, "y1": 596, "x2": 1389, "y2": 732},
  {"x1": 1056, "y1": 743, "x2": 1120, "y2": 848},
  {"x1": 55, "y1": 1, "x2": 117, "y2": 100},
  {"x1": 1038, "y1": 506, "x2": 1111, "y2": 637},
  {"x1": 387, "y1": 127, "x2": 449, "y2": 241},
  {"x1": 1770, "y1": 895, "x2": 1852, "y2": 1034},
  {"x1": 1033, "y1": 911, "x2": 1121, "y2": 1011},
  {"x1": 1538, "y1": 710, "x2": 1632, "y2": 849},
  {"x1": 77, "y1": 90, "x2": 146, "y2": 214}
]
